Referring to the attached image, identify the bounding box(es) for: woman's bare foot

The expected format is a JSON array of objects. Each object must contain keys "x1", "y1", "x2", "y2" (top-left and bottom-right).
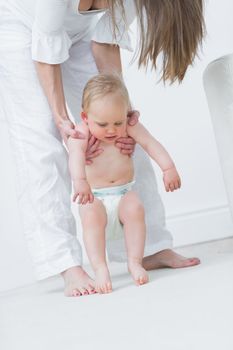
[
  {"x1": 61, "y1": 266, "x2": 96, "y2": 297},
  {"x1": 95, "y1": 264, "x2": 112, "y2": 294},
  {"x1": 128, "y1": 261, "x2": 149, "y2": 286},
  {"x1": 142, "y1": 249, "x2": 201, "y2": 271}
]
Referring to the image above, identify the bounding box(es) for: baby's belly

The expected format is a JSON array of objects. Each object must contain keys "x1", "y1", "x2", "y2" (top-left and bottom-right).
[{"x1": 86, "y1": 156, "x2": 134, "y2": 189}]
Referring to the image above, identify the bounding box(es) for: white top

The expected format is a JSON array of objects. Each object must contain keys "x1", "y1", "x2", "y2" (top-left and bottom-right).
[{"x1": 8, "y1": 0, "x2": 136, "y2": 64}]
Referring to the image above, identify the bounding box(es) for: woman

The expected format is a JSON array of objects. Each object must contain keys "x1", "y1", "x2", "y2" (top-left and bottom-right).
[{"x1": 0, "y1": 0, "x2": 204, "y2": 296}]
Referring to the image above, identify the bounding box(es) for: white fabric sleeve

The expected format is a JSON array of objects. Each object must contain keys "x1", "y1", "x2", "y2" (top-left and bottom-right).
[
  {"x1": 31, "y1": 0, "x2": 72, "y2": 64},
  {"x1": 92, "y1": 0, "x2": 136, "y2": 52}
]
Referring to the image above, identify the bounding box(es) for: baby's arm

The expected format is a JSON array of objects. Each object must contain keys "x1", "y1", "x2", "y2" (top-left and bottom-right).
[
  {"x1": 127, "y1": 122, "x2": 181, "y2": 192},
  {"x1": 67, "y1": 122, "x2": 94, "y2": 204}
]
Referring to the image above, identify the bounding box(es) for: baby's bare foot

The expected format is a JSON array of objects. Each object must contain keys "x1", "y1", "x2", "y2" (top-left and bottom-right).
[
  {"x1": 61, "y1": 266, "x2": 96, "y2": 297},
  {"x1": 128, "y1": 261, "x2": 149, "y2": 286},
  {"x1": 95, "y1": 264, "x2": 112, "y2": 294}
]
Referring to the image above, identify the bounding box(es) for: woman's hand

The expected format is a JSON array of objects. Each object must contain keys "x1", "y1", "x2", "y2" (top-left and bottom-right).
[
  {"x1": 115, "y1": 110, "x2": 140, "y2": 155},
  {"x1": 57, "y1": 119, "x2": 86, "y2": 143},
  {"x1": 85, "y1": 134, "x2": 104, "y2": 165},
  {"x1": 127, "y1": 110, "x2": 140, "y2": 126}
]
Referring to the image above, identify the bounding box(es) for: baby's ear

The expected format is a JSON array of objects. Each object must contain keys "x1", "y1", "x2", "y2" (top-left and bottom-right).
[{"x1": 81, "y1": 111, "x2": 88, "y2": 123}]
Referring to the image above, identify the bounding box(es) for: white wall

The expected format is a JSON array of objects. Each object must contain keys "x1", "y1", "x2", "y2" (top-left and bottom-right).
[
  {"x1": 121, "y1": 0, "x2": 233, "y2": 246},
  {"x1": 1, "y1": 0, "x2": 233, "y2": 291}
]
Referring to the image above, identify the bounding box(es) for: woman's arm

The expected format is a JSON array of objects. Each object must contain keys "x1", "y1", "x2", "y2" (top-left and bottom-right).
[
  {"x1": 35, "y1": 62, "x2": 67, "y2": 120},
  {"x1": 32, "y1": 0, "x2": 81, "y2": 141},
  {"x1": 91, "y1": 41, "x2": 136, "y2": 154},
  {"x1": 35, "y1": 62, "x2": 82, "y2": 141},
  {"x1": 91, "y1": 41, "x2": 122, "y2": 73}
]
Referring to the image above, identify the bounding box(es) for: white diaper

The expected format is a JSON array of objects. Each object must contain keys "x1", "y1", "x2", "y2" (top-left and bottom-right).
[{"x1": 92, "y1": 181, "x2": 135, "y2": 240}]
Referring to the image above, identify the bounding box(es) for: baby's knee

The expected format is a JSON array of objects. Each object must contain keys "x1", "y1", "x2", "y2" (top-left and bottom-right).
[
  {"x1": 124, "y1": 200, "x2": 145, "y2": 219},
  {"x1": 81, "y1": 207, "x2": 107, "y2": 227}
]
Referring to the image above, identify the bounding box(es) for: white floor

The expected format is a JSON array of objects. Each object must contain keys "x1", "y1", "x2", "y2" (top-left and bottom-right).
[{"x1": 0, "y1": 238, "x2": 233, "y2": 350}]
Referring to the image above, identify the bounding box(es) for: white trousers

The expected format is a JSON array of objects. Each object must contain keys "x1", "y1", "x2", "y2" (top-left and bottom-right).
[{"x1": 0, "y1": 5, "x2": 172, "y2": 280}]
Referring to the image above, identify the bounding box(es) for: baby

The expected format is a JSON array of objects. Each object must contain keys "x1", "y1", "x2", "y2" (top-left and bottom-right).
[{"x1": 68, "y1": 74, "x2": 181, "y2": 294}]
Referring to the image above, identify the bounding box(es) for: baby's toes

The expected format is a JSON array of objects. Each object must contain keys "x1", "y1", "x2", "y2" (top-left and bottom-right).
[
  {"x1": 101, "y1": 284, "x2": 108, "y2": 294},
  {"x1": 95, "y1": 284, "x2": 102, "y2": 294},
  {"x1": 139, "y1": 273, "x2": 149, "y2": 285},
  {"x1": 106, "y1": 282, "x2": 112, "y2": 293},
  {"x1": 103, "y1": 282, "x2": 112, "y2": 294},
  {"x1": 98, "y1": 282, "x2": 112, "y2": 294}
]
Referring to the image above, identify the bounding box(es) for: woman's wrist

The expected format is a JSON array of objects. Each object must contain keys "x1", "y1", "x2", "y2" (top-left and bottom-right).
[
  {"x1": 54, "y1": 115, "x2": 70, "y2": 125},
  {"x1": 35, "y1": 62, "x2": 69, "y2": 125}
]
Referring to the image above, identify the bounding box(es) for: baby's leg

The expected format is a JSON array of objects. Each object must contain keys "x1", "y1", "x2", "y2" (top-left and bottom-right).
[
  {"x1": 79, "y1": 199, "x2": 112, "y2": 294},
  {"x1": 118, "y1": 191, "x2": 149, "y2": 286}
]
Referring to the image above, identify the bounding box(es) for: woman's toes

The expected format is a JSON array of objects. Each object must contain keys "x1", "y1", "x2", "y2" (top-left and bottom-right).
[
  {"x1": 87, "y1": 285, "x2": 96, "y2": 294},
  {"x1": 79, "y1": 288, "x2": 88, "y2": 296},
  {"x1": 72, "y1": 289, "x2": 81, "y2": 297}
]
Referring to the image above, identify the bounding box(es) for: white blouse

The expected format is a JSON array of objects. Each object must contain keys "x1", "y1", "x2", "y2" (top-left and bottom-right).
[{"x1": 8, "y1": 0, "x2": 136, "y2": 64}]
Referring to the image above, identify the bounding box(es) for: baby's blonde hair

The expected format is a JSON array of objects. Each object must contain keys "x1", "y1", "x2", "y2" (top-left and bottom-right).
[{"x1": 82, "y1": 73, "x2": 131, "y2": 112}]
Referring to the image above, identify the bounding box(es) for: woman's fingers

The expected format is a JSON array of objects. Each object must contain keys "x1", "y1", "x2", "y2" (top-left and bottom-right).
[
  {"x1": 59, "y1": 120, "x2": 85, "y2": 140},
  {"x1": 86, "y1": 149, "x2": 104, "y2": 160},
  {"x1": 127, "y1": 110, "x2": 140, "y2": 126},
  {"x1": 87, "y1": 139, "x2": 101, "y2": 153},
  {"x1": 85, "y1": 134, "x2": 102, "y2": 162},
  {"x1": 88, "y1": 134, "x2": 98, "y2": 147},
  {"x1": 66, "y1": 127, "x2": 85, "y2": 139},
  {"x1": 115, "y1": 137, "x2": 135, "y2": 156},
  {"x1": 120, "y1": 149, "x2": 134, "y2": 155},
  {"x1": 115, "y1": 137, "x2": 135, "y2": 150},
  {"x1": 116, "y1": 136, "x2": 135, "y2": 145}
]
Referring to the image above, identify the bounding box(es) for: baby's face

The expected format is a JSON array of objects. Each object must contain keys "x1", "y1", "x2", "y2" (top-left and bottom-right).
[{"x1": 84, "y1": 92, "x2": 128, "y2": 143}]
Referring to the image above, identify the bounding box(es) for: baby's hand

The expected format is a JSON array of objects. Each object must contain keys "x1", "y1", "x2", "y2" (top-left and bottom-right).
[
  {"x1": 163, "y1": 166, "x2": 181, "y2": 192},
  {"x1": 73, "y1": 179, "x2": 94, "y2": 204}
]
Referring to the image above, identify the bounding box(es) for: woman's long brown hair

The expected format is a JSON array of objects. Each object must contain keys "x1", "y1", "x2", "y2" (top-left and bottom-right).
[{"x1": 107, "y1": 0, "x2": 205, "y2": 83}]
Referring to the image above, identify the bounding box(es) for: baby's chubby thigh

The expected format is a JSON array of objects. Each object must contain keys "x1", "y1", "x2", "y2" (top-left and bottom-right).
[
  {"x1": 79, "y1": 197, "x2": 107, "y2": 231},
  {"x1": 118, "y1": 191, "x2": 145, "y2": 225}
]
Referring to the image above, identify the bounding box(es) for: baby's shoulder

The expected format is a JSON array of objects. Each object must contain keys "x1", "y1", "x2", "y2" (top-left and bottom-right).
[{"x1": 126, "y1": 121, "x2": 145, "y2": 139}]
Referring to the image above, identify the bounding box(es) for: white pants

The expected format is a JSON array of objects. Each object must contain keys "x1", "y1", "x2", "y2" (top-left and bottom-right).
[{"x1": 0, "y1": 5, "x2": 172, "y2": 280}]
